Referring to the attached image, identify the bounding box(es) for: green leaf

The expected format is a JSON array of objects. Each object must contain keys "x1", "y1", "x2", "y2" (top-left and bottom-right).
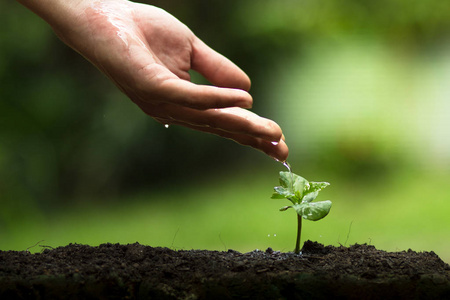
[
  {"x1": 271, "y1": 192, "x2": 286, "y2": 199},
  {"x1": 278, "y1": 171, "x2": 293, "y2": 189},
  {"x1": 272, "y1": 186, "x2": 294, "y2": 199},
  {"x1": 308, "y1": 181, "x2": 330, "y2": 194},
  {"x1": 292, "y1": 200, "x2": 332, "y2": 221},
  {"x1": 278, "y1": 171, "x2": 308, "y2": 202},
  {"x1": 301, "y1": 181, "x2": 330, "y2": 202},
  {"x1": 302, "y1": 191, "x2": 319, "y2": 203},
  {"x1": 293, "y1": 175, "x2": 307, "y2": 200}
]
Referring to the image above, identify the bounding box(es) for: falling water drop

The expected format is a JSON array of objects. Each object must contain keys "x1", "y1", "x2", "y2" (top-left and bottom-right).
[{"x1": 164, "y1": 124, "x2": 169, "y2": 129}]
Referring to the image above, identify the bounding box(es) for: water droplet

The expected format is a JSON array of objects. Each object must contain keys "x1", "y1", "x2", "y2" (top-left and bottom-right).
[
  {"x1": 268, "y1": 234, "x2": 270, "y2": 237},
  {"x1": 282, "y1": 161, "x2": 291, "y2": 172},
  {"x1": 274, "y1": 234, "x2": 277, "y2": 237},
  {"x1": 271, "y1": 141, "x2": 279, "y2": 146},
  {"x1": 164, "y1": 124, "x2": 169, "y2": 129}
]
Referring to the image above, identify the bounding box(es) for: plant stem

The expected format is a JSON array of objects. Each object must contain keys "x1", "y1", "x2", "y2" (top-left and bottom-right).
[{"x1": 294, "y1": 213, "x2": 302, "y2": 254}]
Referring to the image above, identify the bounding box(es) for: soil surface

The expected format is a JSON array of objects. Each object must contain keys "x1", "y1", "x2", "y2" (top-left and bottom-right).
[{"x1": 1, "y1": 241, "x2": 449, "y2": 299}]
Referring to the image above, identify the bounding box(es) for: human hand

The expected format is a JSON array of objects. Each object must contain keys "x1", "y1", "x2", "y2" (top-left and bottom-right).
[{"x1": 18, "y1": 0, "x2": 289, "y2": 161}]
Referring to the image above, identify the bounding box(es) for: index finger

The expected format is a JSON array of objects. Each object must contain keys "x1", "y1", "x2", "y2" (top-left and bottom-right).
[{"x1": 191, "y1": 38, "x2": 251, "y2": 91}]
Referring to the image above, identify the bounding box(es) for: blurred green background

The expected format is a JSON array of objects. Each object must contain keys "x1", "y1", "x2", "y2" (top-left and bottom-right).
[{"x1": 1, "y1": 0, "x2": 449, "y2": 263}]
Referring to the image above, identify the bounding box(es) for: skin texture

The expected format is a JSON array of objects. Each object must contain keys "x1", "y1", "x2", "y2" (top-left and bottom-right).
[{"x1": 16, "y1": 0, "x2": 289, "y2": 161}]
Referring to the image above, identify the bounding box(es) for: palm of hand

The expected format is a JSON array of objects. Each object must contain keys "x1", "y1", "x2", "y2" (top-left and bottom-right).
[{"x1": 72, "y1": 0, "x2": 288, "y2": 160}]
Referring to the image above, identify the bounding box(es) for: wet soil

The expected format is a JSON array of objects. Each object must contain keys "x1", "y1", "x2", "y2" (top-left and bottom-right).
[{"x1": 1, "y1": 241, "x2": 449, "y2": 299}]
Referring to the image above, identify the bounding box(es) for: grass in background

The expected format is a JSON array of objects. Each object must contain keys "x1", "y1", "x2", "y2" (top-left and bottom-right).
[{"x1": 2, "y1": 166, "x2": 449, "y2": 264}]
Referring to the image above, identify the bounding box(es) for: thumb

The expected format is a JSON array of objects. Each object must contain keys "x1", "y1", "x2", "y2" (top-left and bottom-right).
[{"x1": 191, "y1": 38, "x2": 251, "y2": 91}]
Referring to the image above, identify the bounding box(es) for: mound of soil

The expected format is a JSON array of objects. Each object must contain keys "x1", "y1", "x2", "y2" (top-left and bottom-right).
[{"x1": 1, "y1": 241, "x2": 449, "y2": 299}]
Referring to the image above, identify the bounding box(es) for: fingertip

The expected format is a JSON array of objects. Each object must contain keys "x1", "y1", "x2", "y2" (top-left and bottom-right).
[
  {"x1": 280, "y1": 139, "x2": 290, "y2": 161},
  {"x1": 263, "y1": 120, "x2": 284, "y2": 143},
  {"x1": 234, "y1": 88, "x2": 253, "y2": 109},
  {"x1": 270, "y1": 139, "x2": 289, "y2": 162},
  {"x1": 238, "y1": 72, "x2": 251, "y2": 92}
]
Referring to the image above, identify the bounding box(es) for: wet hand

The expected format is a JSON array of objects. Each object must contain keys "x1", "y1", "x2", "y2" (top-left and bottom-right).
[{"x1": 30, "y1": 0, "x2": 289, "y2": 161}]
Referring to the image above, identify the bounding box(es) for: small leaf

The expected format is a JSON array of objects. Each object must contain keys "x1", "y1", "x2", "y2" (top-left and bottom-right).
[
  {"x1": 308, "y1": 181, "x2": 330, "y2": 193},
  {"x1": 278, "y1": 171, "x2": 308, "y2": 202},
  {"x1": 271, "y1": 193, "x2": 286, "y2": 199},
  {"x1": 292, "y1": 201, "x2": 332, "y2": 221},
  {"x1": 279, "y1": 206, "x2": 291, "y2": 211},
  {"x1": 301, "y1": 181, "x2": 329, "y2": 202},
  {"x1": 293, "y1": 176, "x2": 307, "y2": 200},
  {"x1": 272, "y1": 186, "x2": 294, "y2": 199},
  {"x1": 302, "y1": 191, "x2": 319, "y2": 203},
  {"x1": 278, "y1": 171, "x2": 293, "y2": 189}
]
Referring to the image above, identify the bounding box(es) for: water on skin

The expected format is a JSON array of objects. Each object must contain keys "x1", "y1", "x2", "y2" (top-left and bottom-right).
[{"x1": 89, "y1": 1, "x2": 147, "y2": 49}]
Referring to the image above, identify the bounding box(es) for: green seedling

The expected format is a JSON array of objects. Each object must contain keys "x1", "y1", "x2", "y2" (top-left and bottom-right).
[{"x1": 272, "y1": 170, "x2": 332, "y2": 254}]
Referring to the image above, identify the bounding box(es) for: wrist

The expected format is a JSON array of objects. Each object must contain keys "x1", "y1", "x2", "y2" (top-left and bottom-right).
[
  {"x1": 17, "y1": 0, "x2": 90, "y2": 44},
  {"x1": 16, "y1": 0, "x2": 87, "y2": 24}
]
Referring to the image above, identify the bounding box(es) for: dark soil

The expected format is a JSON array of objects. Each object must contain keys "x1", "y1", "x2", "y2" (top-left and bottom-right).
[{"x1": 1, "y1": 241, "x2": 449, "y2": 299}]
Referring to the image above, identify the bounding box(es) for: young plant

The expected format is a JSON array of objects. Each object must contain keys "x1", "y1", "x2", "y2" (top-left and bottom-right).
[{"x1": 272, "y1": 171, "x2": 332, "y2": 254}]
